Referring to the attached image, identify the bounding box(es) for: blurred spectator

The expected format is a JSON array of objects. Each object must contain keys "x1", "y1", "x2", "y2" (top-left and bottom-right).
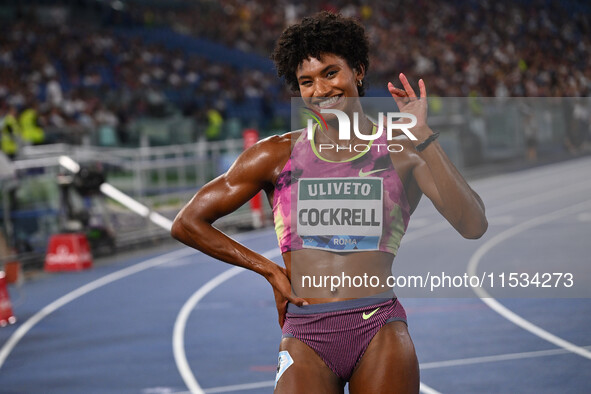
[
  {"x1": 94, "y1": 104, "x2": 119, "y2": 129},
  {"x1": 205, "y1": 106, "x2": 224, "y2": 141},
  {"x1": 47, "y1": 106, "x2": 66, "y2": 129},
  {"x1": 564, "y1": 97, "x2": 591, "y2": 154},
  {"x1": 0, "y1": 103, "x2": 21, "y2": 159},
  {"x1": 19, "y1": 101, "x2": 45, "y2": 145},
  {"x1": 46, "y1": 77, "x2": 63, "y2": 107},
  {"x1": 520, "y1": 104, "x2": 538, "y2": 162},
  {"x1": 0, "y1": 147, "x2": 17, "y2": 255}
]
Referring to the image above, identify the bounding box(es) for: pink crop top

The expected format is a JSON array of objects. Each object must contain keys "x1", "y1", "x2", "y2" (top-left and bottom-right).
[{"x1": 272, "y1": 125, "x2": 410, "y2": 255}]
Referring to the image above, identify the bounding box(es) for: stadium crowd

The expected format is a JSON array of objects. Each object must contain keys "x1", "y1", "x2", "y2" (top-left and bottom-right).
[
  {"x1": 170, "y1": 0, "x2": 591, "y2": 97},
  {"x1": 1, "y1": 0, "x2": 590, "y2": 157},
  {"x1": 0, "y1": 16, "x2": 280, "y2": 152}
]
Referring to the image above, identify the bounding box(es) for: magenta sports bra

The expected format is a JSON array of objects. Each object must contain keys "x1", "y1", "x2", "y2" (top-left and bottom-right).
[{"x1": 272, "y1": 124, "x2": 410, "y2": 255}]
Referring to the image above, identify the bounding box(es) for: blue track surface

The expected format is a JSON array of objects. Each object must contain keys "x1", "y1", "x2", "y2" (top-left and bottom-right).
[{"x1": 1, "y1": 157, "x2": 590, "y2": 393}]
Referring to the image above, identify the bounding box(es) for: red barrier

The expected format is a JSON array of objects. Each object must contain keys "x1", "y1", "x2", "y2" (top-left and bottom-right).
[
  {"x1": 242, "y1": 128, "x2": 259, "y2": 149},
  {"x1": 44, "y1": 233, "x2": 93, "y2": 272},
  {"x1": 4, "y1": 258, "x2": 21, "y2": 285},
  {"x1": 0, "y1": 272, "x2": 16, "y2": 327}
]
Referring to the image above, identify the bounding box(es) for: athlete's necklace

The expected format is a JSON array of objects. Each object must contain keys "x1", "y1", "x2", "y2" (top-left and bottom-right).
[
  {"x1": 319, "y1": 120, "x2": 372, "y2": 149},
  {"x1": 321, "y1": 128, "x2": 358, "y2": 149}
]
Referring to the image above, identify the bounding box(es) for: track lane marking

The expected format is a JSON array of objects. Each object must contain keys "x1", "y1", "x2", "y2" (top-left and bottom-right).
[
  {"x1": 404, "y1": 179, "x2": 591, "y2": 241},
  {"x1": 421, "y1": 345, "x2": 591, "y2": 369},
  {"x1": 0, "y1": 229, "x2": 274, "y2": 369},
  {"x1": 0, "y1": 248, "x2": 196, "y2": 370},
  {"x1": 467, "y1": 199, "x2": 591, "y2": 360},
  {"x1": 172, "y1": 249, "x2": 280, "y2": 394},
  {"x1": 0, "y1": 227, "x2": 279, "y2": 372}
]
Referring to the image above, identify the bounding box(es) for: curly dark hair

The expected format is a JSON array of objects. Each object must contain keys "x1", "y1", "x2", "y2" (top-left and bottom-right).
[{"x1": 271, "y1": 11, "x2": 370, "y2": 96}]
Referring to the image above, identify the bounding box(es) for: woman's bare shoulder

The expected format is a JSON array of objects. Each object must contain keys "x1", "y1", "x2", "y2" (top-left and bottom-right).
[
  {"x1": 236, "y1": 130, "x2": 302, "y2": 186},
  {"x1": 258, "y1": 131, "x2": 301, "y2": 149}
]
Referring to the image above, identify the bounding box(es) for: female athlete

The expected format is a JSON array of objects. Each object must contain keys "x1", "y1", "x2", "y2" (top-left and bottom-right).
[{"x1": 171, "y1": 11, "x2": 487, "y2": 393}]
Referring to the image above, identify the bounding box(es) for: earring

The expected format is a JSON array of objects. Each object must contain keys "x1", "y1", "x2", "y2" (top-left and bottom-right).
[{"x1": 357, "y1": 79, "x2": 363, "y2": 87}]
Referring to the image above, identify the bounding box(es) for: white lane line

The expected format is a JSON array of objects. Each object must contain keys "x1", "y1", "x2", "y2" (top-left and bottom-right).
[
  {"x1": 487, "y1": 179, "x2": 591, "y2": 216},
  {"x1": 469, "y1": 156, "x2": 590, "y2": 195},
  {"x1": 0, "y1": 248, "x2": 197, "y2": 370},
  {"x1": 409, "y1": 159, "x2": 591, "y2": 223},
  {"x1": 204, "y1": 380, "x2": 274, "y2": 393},
  {"x1": 467, "y1": 199, "x2": 591, "y2": 360},
  {"x1": 173, "y1": 266, "x2": 244, "y2": 394},
  {"x1": 172, "y1": 248, "x2": 281, "y2": 394},
  {"x1": 0, "y1": 226, "x2": 277, "y2": 375},
  {"x1": 419, "y1": 382, "x2": 442, "y2": 394},
  {"x1": 421, "y1": 345, "x2": 591, "y2": 370},
  {"x1": 437, "y1": 158, "x2": 591, "y2": 220},
  {"x1": 200, "y1": 345, "x2": 591, "y2": 393},
  {"x1": 404, "y1": 179, "x2": 591, "y2": 241}
]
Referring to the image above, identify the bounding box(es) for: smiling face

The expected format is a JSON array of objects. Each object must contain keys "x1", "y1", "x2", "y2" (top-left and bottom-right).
[{"x1": 296, "y1": 53, "x2": 364, "y2": 113}]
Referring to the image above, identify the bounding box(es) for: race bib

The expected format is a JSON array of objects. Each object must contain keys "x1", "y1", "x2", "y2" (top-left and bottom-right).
[{"x1": 297, "y1": 178, "x2": 383, "y2": 251}]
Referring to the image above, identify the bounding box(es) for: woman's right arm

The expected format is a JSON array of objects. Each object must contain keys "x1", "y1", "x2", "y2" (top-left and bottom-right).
[{"x1": 170, "y1": 134, "x2": 307, "y2": 325}]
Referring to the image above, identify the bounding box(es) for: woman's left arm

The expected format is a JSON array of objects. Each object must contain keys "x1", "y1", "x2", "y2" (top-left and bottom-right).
[
  {"x1": 411, "y1": 135, "x2": 488, "y2": 238},
  {"x1": 390, "y1": 74, "x2": 488, "y2": 239}
]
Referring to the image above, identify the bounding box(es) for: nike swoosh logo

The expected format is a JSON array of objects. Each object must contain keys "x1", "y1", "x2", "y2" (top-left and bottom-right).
[
  {"x1": 362, "y1": 307, "x2": 380, "y2": 320},
  {"x1": 359, "y1": 168, "x2": 387, "y2": 177}
]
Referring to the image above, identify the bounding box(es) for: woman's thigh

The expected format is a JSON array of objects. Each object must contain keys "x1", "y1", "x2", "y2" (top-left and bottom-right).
[
  {"x1": 348, "y1": 321, "x2": 420, "y2": 394},
  {"x1": 274, "y1": 337, "x2": 344, "y2": 394}
]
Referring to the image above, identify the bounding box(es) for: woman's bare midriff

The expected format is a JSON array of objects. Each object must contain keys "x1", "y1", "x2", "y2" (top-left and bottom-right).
[{"x1": 283, "y1": 249, "x2": 396, "y2": 303}]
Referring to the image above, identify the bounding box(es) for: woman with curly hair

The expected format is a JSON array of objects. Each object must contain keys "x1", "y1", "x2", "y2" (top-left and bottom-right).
[{"x1": 172, "y1": 11, "x2": 487, "y2": 393}]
